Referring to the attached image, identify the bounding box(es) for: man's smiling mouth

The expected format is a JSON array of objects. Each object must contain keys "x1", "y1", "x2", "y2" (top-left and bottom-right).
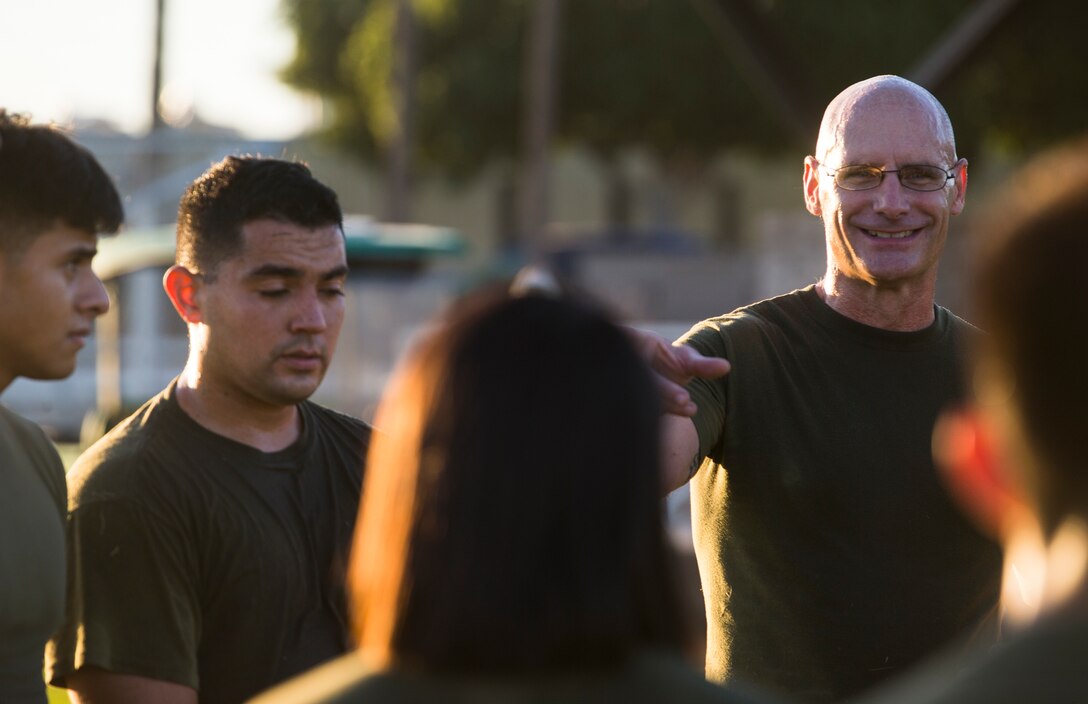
[{"x1": 864, "y1": 229, "x2": 917, "y2": 239}]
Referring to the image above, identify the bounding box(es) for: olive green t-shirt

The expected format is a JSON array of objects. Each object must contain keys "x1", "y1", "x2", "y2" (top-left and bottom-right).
[
  {"x1": 249, "y1": 649, "x2": 778, "y2": 704},
  {"x1": 849, "y1": 614, "x2": 1088, "y2": 704},
  {"x1": 0, "y1": 404, "x2": 66, "y2": 704},
  {"x1": 46, "y1": 380, "x2": 370, "y2": 704},
  {"x1": 681, "y1": 286, "x2": 1002, "y2": 703}
]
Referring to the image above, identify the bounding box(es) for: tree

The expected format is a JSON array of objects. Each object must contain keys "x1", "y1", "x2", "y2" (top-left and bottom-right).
[
  {"x1": 283, "y1": 0, "x2": 523, "y2": 182},
  {"x1": 281, "y1": 0, "x2": 1088, "y2": 213}
]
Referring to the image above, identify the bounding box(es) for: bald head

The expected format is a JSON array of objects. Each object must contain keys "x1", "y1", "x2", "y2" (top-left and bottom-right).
[{"x1": 814, "y1": 75, "x2": 957, "y2": 165}]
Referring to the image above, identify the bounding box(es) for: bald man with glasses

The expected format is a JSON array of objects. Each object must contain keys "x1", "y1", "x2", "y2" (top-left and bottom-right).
[{"x1": 634, "y1": 75, "x2": 1002, "y2": 703}]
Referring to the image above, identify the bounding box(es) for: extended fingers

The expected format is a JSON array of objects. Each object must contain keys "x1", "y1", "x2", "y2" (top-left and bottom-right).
[
  {"x1": 626, "y1": 327, "x2": 730, "y2": 415},
  {"x1": 654, "y1": 373, "x2": 699, "y2": 417},
  {"x1": 673, "y1": 345, "x2": 731, "y2": 381}
]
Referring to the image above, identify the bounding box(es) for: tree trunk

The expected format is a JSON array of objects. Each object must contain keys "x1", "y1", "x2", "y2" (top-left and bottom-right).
[
  {"x1": 602, "y1": 156, "x2": 633, "y2": 241},
  {"x1": 516, "y1": 0, "x2": 562, "y2": 258},
  {"x1": 385, "y1": 0, "x2": 417, "y2": 222}
]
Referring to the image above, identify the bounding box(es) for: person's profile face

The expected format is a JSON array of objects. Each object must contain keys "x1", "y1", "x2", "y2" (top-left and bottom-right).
[
  {"x1": 0, "y1": 222, "x2": 108, "y2": 389},
  {"x1": 194, "y1": 217, "x2": 348, "y2": 408}
]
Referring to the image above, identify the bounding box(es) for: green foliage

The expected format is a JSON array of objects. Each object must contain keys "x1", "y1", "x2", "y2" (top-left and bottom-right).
[
  {"x1": 939, "y1": 0, "x2": 1088, "y2": 160},
  {"x1": 280, "y1": 0, "x2": 1088, "y2": 180},
  {"x1": 412, "y1": 0, "x2": 525, "y2": 179},
  {"x1": 343, "y1": 0, "x2": 398, "y2": 144},
  {"x1": 282, "y1": 0, "x2": 524, "y2": 181},
  {"x1": 281, "y1": 0, "x2": 369, "y2": 93},
  {"x1": 560, "y1": 0, "x2": 781, "y2": 166}
]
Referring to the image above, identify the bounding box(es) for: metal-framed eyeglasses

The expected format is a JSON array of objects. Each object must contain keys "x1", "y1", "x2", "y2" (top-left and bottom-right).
[{"x1": 816, "y1": 162, "x2": 957, "y2": 192}]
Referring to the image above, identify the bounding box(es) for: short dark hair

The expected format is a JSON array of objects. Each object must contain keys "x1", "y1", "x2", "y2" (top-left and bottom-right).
[
  {"x1": 176, "y1": 155, "x2": 343, "y2": 276},
  {"x1": 0, "y1": 110, "x2": 123, "y2": 251},
  {"x1": 972, "y1": 135, "x2": 1088, "y2": 533},
  {"x1": 352, "y1": 286, "x2": 686, "y2": 673}
]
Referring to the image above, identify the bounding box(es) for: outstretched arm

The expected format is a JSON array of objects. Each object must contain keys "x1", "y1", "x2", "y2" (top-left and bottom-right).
[
  {"x1": 628, "y1": 328, "x2": 730, "y2": 493},
  {"x1": 660, "y1": 413, "x2": 702, "y2": 495}
]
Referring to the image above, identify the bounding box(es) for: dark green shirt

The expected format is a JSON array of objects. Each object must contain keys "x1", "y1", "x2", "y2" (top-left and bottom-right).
[
  {"x1": 46, "y1": 380, "x2": 371, "y2": 704},
  {"x1": 682, "y1": 286, "x2": 1002, "y2": 702},
  {"x1": 249, "y1": 650, "x2": 778, "y2": 704},
  {"x1": 0, "y1": 404, "x2": 67, "y2": 704},
  {"x1": 850, "y1": 614, "x2": 1088, "y2": 704}
]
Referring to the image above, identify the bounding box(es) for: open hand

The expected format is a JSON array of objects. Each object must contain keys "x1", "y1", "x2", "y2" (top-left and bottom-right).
[{"x1": 628, "y1": 328, "x2": 731, "y2": 416}]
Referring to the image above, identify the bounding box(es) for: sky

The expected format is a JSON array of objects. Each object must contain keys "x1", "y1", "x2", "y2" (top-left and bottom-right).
[{"x1": 0, "y1": 0, "x2": 321, "y2": 139}]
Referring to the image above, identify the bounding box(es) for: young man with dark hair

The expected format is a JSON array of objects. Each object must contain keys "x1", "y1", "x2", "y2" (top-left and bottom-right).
[
  {"x1": 47, "y1": 156, "x2": 371, "y2": 704},
  {"x1": 0, "y1": 110, "x2": 122, "y2": 704}
]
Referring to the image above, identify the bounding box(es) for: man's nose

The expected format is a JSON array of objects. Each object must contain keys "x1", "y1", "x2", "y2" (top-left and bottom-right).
[
  {"x1": 872, "y1": 175, "x2": 911, "y2": 217},
  {"x1": 290, "y1": 291, "x2": 328, "y2": 333},
  {"x1": 80, "y1": 272, "x2": 110, "y2": 318}
]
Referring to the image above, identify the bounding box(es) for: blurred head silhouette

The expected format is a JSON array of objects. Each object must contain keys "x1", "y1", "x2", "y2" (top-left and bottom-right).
[
  {"x1": 936, "y1": 134, "x2": 1088, "y2": 624},
  {"x1": 350, "y1": 283, "x2": 685, "y2": 673}
]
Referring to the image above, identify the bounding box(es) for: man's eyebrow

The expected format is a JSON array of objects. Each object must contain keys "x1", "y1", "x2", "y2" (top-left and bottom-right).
[
  {"x1": 244, "y1": 264, "x2": 350, "y2": 280},
  {"x1": 321, "y1": 265, "x2": 349, "y2": 281},
  {"x1": 245, "y1": 264, "x2": 303, "y2": 280},
  {"x1": 69, "y1": 243, "x2": 99, "y2": 260}
]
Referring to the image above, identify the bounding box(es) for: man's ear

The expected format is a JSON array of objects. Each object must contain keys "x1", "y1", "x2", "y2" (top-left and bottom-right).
[
  {"x1": 933, "y1": 406, "x2": 1026, "y2": 540},
  {"x1": 163, "y1": 265, "x2": 203, "y2": 324},
  {"x1": 802, "y1": 156, "x2": 823, "y2": 217},
  {"x1": 950, "y1": 158, "x2": 969, "y2": 216}
]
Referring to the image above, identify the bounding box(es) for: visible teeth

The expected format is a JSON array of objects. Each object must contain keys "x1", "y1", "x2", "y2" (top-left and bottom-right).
[{"x1": 866, "y1": 229, "x2": 913, "y2": 239}]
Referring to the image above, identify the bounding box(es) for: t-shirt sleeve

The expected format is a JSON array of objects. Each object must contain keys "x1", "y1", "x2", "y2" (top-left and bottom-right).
[
  {"x1": 5, "y1": 409, "x2": 67, "y2": 519},
  {"x1": 676, "y1": 320, "x2": 730, "y2": 464},
  {"x1": 46, "y1": 497, "x2": 201, "y2": 689}
]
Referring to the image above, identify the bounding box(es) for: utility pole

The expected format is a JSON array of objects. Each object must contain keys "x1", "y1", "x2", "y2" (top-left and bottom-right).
[
  {"x1": 151, "y1": 0, "x2": 167, "y2": 132},
  {"x1": 516, "y1": 0, "x2": 562, "y2": 258},
  {"x1": 96, "y1": 0, "x2": 168, "y2": 434},
  {"x1": 386, "y1": 0, "x2": 417, "y2": 222},
  {"x1": 139, "y1": 0, "x2": 171, "y2": 225}
]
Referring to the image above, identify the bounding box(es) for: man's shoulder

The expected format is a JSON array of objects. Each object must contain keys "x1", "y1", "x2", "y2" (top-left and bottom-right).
[
  {"x1": 625, "y1": 651, "x2": 776, "y2": 703},
  {"x1": 682, "y1": 287, "x2": 815, "y2": 347},
  {"x1": 853, "y1": 621, "x2": 1088, "y2": 704},
  {"x1": 938, "y1": 305, "x2": 982, "y2": 338},
  {"x1": 252, "y1": 651, "x2": 772, "y2": 704},
  {"x1": 0, "y1": 403, "x2": 57, "y2": 455},
  {"x1": 302, "y1": 400, "x2": 373, "y2": 444},
  {"x1": 249, "y1": 653, "x2": 371, "y2": 704},
  {"x1": 67, "y1": 387, "x2": 179, "y2": 507},
  {"x1": 0, "y1": 403, "x2": 66, "y2": 508},
  {"x1": 303, "y1": 400, "x2": 370, "y2": 429}
]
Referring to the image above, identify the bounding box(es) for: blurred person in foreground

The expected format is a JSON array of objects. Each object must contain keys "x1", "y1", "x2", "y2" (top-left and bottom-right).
[
  {"x1": 251, "y1": 286, "x2": 776, "y2": 704},
  {"x1": 636, "y1": 74, "x2": 1003, "y2": 701},
  {"x1": 46, "y1": 156, "x2": 371, "y2": 703},
  {"x1": 850, "y1": 136, "x2": 1088, "y2": 703},
  {"x1": 0, "y1": 111, "x2": 121, "y2": 704}
]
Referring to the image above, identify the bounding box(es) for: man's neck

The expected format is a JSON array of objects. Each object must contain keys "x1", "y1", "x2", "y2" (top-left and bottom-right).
[
  {"x1": 174, "y1": 368, "x2": 301, "y2": 453},
  {"x1": 817, "y1": 272, "x2": 938, "y2": 331}
]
